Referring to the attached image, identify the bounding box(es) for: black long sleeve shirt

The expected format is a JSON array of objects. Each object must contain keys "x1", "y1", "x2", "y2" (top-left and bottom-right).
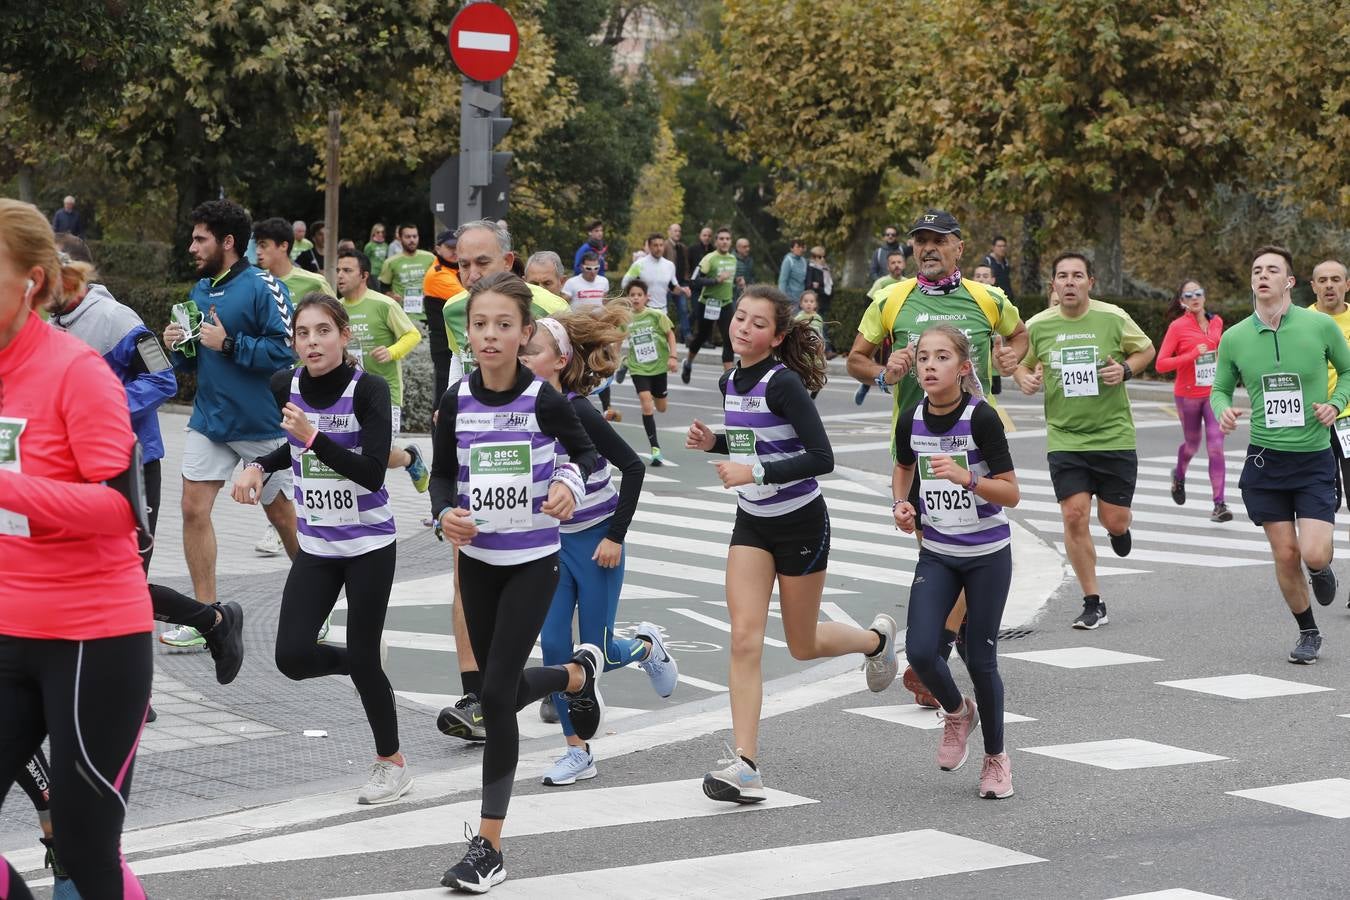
[
  {"x1": 570, "y1": 394, "x2": 644, "y2": 543},
  {"x1": 710, "y1": 355, "x2": 834, "y2": 483}
]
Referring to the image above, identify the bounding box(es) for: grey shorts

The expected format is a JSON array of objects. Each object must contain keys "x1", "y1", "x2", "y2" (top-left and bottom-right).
[{"x1": 182, "y1": 428, "x2": 291, "y2": 504}]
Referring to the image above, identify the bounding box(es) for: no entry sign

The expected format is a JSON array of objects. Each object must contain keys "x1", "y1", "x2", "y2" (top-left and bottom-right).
[{"x1": 448, "y1": 3, "x2": 520, "y2": 83}]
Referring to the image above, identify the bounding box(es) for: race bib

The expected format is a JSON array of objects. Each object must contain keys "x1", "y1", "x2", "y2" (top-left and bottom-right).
[
  {"x1": 468, "y1": 441, "x2": 533, "y2": 530},
  {"x1": 1335, "y1": 418, "x2": 1350, "y2": 456},
  {"x1": 0, "y1": 417, "x2": 30, "y2": 537},
  {"x1": 726, "y1": 427, "x2": 775, "y2": 500},
  {"x1": 299, "y1": 453, "x2": 359, "y2": 527},
  {"x1": 632, "y1": 331, "x2": 659, "y2": 364},
  {"x1": 703, "y1": 300, "x2": 722, "y2": 319},
  {"x1": 1060, "y1": 346, "x2": 1099, "y2": 398},
  {"x1": 1194, "y1": 351, "x2": 1216, "y2": 387},
  {"x1": 918, "y1": 453, "x2": 978, "y2": 528},
  {"x1": 1262, "y1": 373, "x2": 1304, "y2": 428},
  {"x1": 403, "y1": 289, "x2": 424, "y2": 315}
]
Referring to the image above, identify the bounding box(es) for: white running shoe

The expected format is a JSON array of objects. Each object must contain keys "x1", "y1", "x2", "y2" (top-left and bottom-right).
[
  {"x1": 862, "y1": 613, "x2": 899, "y2": 692},
  {"x1": 635, "y1": 622, "x2": 678, "y2": 698},
  {"x1": 159, "y1": 625, "x2": 208, "y2": 653},
  {"x1": 357, "y1": 758, "x2": 414, "y2": 805},
  {"x1": 702, "y1": 744, "x2": 766, "y2": 803},
  {"x1": 541, "y1": 745, "x2": 597, "y2": 786},
  {"x1": 317, "y1": 613, "x2": 332, "y2": 643},
  {"x1": 254, "y1": 524, "x2": 284, "y2": 556}
]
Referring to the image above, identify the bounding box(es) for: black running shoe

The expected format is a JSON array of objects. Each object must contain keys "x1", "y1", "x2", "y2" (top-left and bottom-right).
[
  {"x1": 680, "y1": 357, "x2": 692, "y2": 384},
  {"x1": 615, "y1": 364, "x2": 628, "y2": 384},
  {"x1": 564, "y1": 643, "x2": 606, "y2": 742},
  {"x1": 1072, "y1": 601, "x2": 1109, "y2": 630},
  {"x1": 1289, "y1": 630, "x2": 1322, "y2": 665},
  {"x1": 1170, "y1": 470, "x2": 1185, "y2": 505},
  {"x1": 1310, "y1": 566, "x2": 1338, "y2": 607},
  {"x1": 539, "y1": 696, "x2": 559, "y2": 724},
  {"x1": 1210, "y1": 502, "x2": 1233, "y2": 523},
  {"x1": 1108, "y1": 529, "x2": 1132, "y2": 557},
  {"x1": 146, "y1": 704, "x2": 157, "y2": 723},
  {"x1": 438, "y1": 694, "x2": 487, "y2": 742},
  {"x1": 442, "y1": 831, "x2": 505, "y2": 893},
  {"x1": 203, "y1": 601, "x2": 245, "y2": 685}
]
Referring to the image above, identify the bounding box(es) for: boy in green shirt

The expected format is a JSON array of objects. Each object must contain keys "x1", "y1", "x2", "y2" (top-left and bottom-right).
[
  {"x1": 379, "y1": 224, "x2": 437, "y2": 322},
  {"x1": 621, "y1": 280, "x2": 678, "y2": 464},
  {"x1": 252, "y1": 217, "x2": 335, "y2": 301}
]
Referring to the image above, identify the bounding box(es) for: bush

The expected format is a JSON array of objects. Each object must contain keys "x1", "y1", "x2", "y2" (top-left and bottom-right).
[{"x1": 87, "y1": 241, "x2": 175, "y2": 283}]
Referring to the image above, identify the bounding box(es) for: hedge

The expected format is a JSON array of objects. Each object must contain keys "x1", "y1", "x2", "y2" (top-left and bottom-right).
[
  {"x1": 87, "y1": 241, "x2": 174, "y2": 283},
  {"x1": 101, "y1": 277, "x2": 198, "y2": 404}
]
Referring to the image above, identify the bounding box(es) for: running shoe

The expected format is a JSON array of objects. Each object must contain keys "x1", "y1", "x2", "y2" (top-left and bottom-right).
[
  {"x1": 147, "y1": 704, "x2": 157, "y2": 723},
  {"x1": 357, "y1": 758, "x2": 414, "y2": 805},
  {"x1": 316, "y1": 613, "x2": 332, "y2": 642},
  {"x1": 159, "y1": 624, "x2": 207, "y2": 652},
  {"x1": 1309, "y1": 566, "x2": 1338, "y2": 607},
  {"x1": 1071, "y1": 600, "x2": 1109, "y2": 630},
  {"x1": 255, "y1": 524, "x2": 284, "y2": 556},
  {"x1": 1211, "y1": 502, "x2": 1233, "y2": 523},
  {"x1": 441, "y1": 828, "x2": 506, "y2": 893},
  {"x1": 203, "y1": 601, "x2": 245, "y2": 685},
  {"x1": 604, "y1": 408, "x2": 622, "y2": 422},
  {"x1": 649, "y1": 447, "x2": 664, "y2": 467},
  {"x1": 437, "y1": 694, "x2": 487, "y2": 742},
  {"x1": 1170, "y1": 469, "x2": 1185, "y2": 505},
  {"x1": 405, "y1": 444, "x2": 430, "y2": 493},
  {"x1": 937, "y1": 697, "x2": 979, "y2": 772},
  {"x1": 539, "y1": 696, "x2": 560, "y2": 724},
  {"x1": 1108, "y1": 529, "x2": 1132, "y2": 557},
  {"x1": 681, "y1": 357, "x2": 692, "y2": 384},
  {"x1": 862, "y1": 613, "x2": 898, "y2": 692},
  {"x1": 635, "y1": 621, "x2": 679, "y2": 698},
  {"x1": 615, "y1": 364, "x2": 628, "y2": 384},
  {"x1": 853, "y1": 383, "x2": 870, "y2": 406},
  {"x1": 702, "y1": 744, "x2": 766, "y2": 803},
  {"x1": 902, "y1": 666, "x2": 939, "y2": 709},
  {"x1": 979, "y1": 752, "x2": 1014, "y2": 799},
  {"x1": 541, "y1": 745, "x2": 597, "y2": 786},
  {"x1": 1289, "y1": 629, "x2": 1322, "y2": 665},
  {"x1": 564, "y1": 643, "x2": 606, "y2": 741}
]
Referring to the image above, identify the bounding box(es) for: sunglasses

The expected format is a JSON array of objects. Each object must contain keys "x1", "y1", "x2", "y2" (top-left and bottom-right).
[
  {"x1": 884, "y1": 232, "x2": 897, "y2": 238},
  {"x1": 1182, "y1": 289, "x2": 1205, "y2": 299},
  {"x1": 582, "y1": 266, "x2": 600, "y2": 272}
]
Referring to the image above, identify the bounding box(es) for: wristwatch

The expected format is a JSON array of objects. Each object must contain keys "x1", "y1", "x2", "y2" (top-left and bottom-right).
[
  {"x1": 752, "y1": 462, "x2": 766, "y2": 485},
  {"x1": 221, "y1": 335, "x2": 236, "y2": 357}
]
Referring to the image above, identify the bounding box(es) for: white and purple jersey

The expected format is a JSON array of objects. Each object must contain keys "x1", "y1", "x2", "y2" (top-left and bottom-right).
[
  {"x1": 558, "y1": 392, "x2": 618, "y2": 533},
  {"x1": 455, "y1": 377, "x2": 561, "y2": 564},
  {"x1": 723, "y1": 364, "x2": 821, "y2": 517},
  {"x1": 910, "y1": 396, "x2": 1010, "y2": 556},
  {"x1": 288, "y1": 368, "x2": 396, "y2": 558}
]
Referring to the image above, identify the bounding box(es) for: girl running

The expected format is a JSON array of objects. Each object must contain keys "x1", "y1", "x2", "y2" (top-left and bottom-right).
[
  {"x1": 0, "y1": 198, "x2": 153, "y2": 899},
  {"x1": 1156, "y1": 279, "x2": 1230, "y2": 522},
  {"x1": 685, "y1": 284, "x2": 899, "y2": 803},
  {"x1": 231, "y1": 293, "x2": 410, "y2": 806},
  {"x1": 430, "y1": 272, "x2": 607, "y2": 893},
  {"x1": 892, "y1": 324, "x2": 1021, "y2": 799},
  {"x1": 621, "y1": 279, "x2": 679, "y2": 465},
  {"x1": 522, "y1": 306, "x2": 680, "y2": 786}
]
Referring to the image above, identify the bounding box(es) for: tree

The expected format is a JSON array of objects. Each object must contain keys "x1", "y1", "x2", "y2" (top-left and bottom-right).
[{"x1": 624, "y1": 118, "x2": 686, "y2": 252}]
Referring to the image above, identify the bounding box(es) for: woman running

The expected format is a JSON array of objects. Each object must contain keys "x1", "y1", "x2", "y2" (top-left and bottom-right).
[
  {"x1": 0, "y1": 198, "x2": 153, "y2": 899},
  {"x1": 231, "y1": 292, "x2": 410, "y2": 806},
  {"x1": 621, "y1": 279, "x2": 679, "y2": 466},
  {"x1": 892, "y1": 324, "x2": 1021, "y2": 799},
  {"x1": 522, "y1": 306, "x2": 679, "y2": 786},
  {"x1": 430, "y1": 272, "x2": 607, "y2": 893},
  {"x1": 685, "y1": 284, "x2": 899, "y2": 803},
  {"x1": 1156, "y1": 279, "x2": 1230, "y2": 522}
]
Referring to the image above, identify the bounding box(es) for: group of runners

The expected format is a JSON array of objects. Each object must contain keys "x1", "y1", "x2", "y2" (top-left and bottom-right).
[{"x1": 3, "y1": 195, "x2": 1349, "y2": 898}]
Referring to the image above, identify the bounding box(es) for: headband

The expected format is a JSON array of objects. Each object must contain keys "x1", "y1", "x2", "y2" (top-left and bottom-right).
[{"x1": 537, "y1": 317, "x2": 572, "y2": 362}]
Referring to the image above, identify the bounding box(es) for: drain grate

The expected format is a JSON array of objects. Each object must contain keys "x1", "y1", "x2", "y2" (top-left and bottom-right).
[{"x1": 997, "y1": 628, "x2": 1035, "y2": 641}]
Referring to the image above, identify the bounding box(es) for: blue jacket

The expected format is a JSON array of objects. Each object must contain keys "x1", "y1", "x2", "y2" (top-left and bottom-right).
[
  {"x1": 49, "y1": 284, "x2": 177, "y2": 463},
  {"x1": 778, "y1": 252, "x2": 807, "y2": 302},
  {"x1": 173, "y1": 260, "x2": 295, "y2": 442},
  {"x1": 573, "y1": 240, "x2": 608, "y2": 276}
]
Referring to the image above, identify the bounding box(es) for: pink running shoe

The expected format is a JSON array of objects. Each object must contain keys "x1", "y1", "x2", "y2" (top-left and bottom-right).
[
  {"x1": 936, "y1": 697, "x2": 979, "y2": 772},
  {"x1": 979, "y1": 752, "x2": 1014, "y2": 798}
]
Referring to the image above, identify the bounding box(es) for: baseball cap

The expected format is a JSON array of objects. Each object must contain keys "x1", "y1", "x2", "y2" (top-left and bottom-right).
[
  {"x1": 907, "y1": 209, "x2": 962, "y2": 237},
  {"x1": 436, "y1": 229, "x2": 457, "y2": 247}
]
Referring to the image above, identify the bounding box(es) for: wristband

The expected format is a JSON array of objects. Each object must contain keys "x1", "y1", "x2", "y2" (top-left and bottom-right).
[
  {"x1": 245, "y1": 461, "x2": 265, "y2": 473},
  {"x1": 967, "y1": 470, "x2": 979, "y2": 492},
  {"x1": 552, "y1": 463, "x2": 587, "y2": 506},
  {"x1": 874, "y1": 370, "x2": 892, "y2": 394},
  {"x1": 304, "y1": 431, "x2": 318, "y2": 450},
  {"x1": 1121, "y1": 363, "x2": 1134, "y2": 382},
  {"x1": 891, "y1": 499, "x2": 904, "y2": 510}
]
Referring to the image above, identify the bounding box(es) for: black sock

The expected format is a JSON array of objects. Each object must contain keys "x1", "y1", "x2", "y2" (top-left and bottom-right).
[
  {"x1": 868, "y1": 628, "x2": 886, "y2": 656},
  {"x1": 938, "y1": 628, "x2": 957, "y2": 661},
  {"x1": 643, "y1": 413, "x2": 659, "y2": 447},
  {"x1": 740, "y1": 754, "x2": 757, "y2": 770},
  {"x1": 599, "y1": 387, "x2": 611, "y2": 410},
  {"x1": 1295, "y1": 607, "x2": 1318, "y2": 632},
  {"x1": 461, "y1": 669, "x2": 483, "y2": 698},
  {"x1": 1083, "y1": 594, "x2": 1101, "y2": 607}
]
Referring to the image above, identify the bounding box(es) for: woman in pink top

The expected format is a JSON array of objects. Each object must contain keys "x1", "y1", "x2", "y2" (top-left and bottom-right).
[
  {"x1": 1156, "y1": 278, "x2": 1231, "y2": 522},
  {"x1": 0, "y1": 199, "x2": 151, "y2": 900}
]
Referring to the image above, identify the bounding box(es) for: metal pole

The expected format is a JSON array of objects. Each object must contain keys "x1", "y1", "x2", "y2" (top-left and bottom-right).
[{"x1": 323, "y1": 106, "x2": 340, "y2": 289}]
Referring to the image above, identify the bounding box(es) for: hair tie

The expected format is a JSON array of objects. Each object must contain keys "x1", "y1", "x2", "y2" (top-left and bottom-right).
[
  {"x1": 538, "y1": 317, "x2": 572, "y2": 362},
  {"x1": 57, "y1": 251, "x2": 72, "y2": 267}
]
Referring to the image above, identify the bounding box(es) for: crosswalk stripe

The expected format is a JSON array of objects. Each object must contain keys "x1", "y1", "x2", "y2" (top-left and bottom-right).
[
  {"x1": 1016, "y1": 480, "x2": 1247, "y2": 516},
  {"x1": 1021, "y1": 518, "x2": 1276, "y2": 555},
  {"x1": 669, "y1": 606, "x2": 788, "y2": 647},
  {"x1": 1049, "y1": 539, "x2": 1257, "y2": 568},
  {"x1": 631, "y1": 508, "x2": 916, "y2": 562},
  {"x1": 702, "y1": 599, "x2": 864, "y2": 629},
  {"x1": 1015, "y1": 498, "x2": 1246, "y2": 533},
  {"x1": 622, "y1": 556, "x2": 855, "y2": 595},
  {"x1": 623, "y1": 529, "x2": 911, "y2": 587},
  {"x1": 330, "y1": 829, "x2": 1043, "y2": 899},
  {"x1": 123, "y1": 780, "x2": 816, "y2": 878}
]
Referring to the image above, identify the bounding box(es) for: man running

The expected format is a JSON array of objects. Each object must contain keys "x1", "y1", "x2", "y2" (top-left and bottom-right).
[
  {"x1": 1312, "y1": 259, "x2": 1350, "y2": 517},
  {"x1": 621, "y1": 233, "x2": 680, "y2": 315},
  {"x1": 254, "y1": 218, "x2": 334, "y2": 300},
  {"x1": 1213, "y1": 246, "x2": 1350, "y2": 663},
  {"x1": 160, "y1": 199, "x2": 298, "y2": 651},
  {"x1": 562, "y1": 251, "x2": 610, "y2": 312},
  {"x1": 1014, "y1": 251, "x2": 1155, "y2": 630},
  {"x1": 379, "y1": 223, "x2": 436, "y2": 322},
  {"x1": 524, "y1": 251, "x2": 567, "y2": 299}
]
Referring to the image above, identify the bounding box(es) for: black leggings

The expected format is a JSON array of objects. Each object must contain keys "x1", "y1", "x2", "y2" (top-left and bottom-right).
[
  {"x1": 274, "y1": 544, "x2": 400, "y2": 757},
  {"x1": 140, "y1": 458, "x2": 217, "y2": 632},
  {"x1": 904, "y1": 544, "x2": 1012, "y2": 755},
  {"x1": 457, "y1": 552, "x2": 570, "y2": 820},
  {"x1": 0, "y1": 631, "x2": 153, "y2": 900},
  {"x1": 688, "y1": 303, "x2": 733, "y2": 363}
]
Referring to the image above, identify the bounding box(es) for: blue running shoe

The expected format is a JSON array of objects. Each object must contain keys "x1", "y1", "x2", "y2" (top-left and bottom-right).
[
  {"x1": 405, "y1": 444, "x2": 430, "y2": 493},
  {"x1": 635, "y1": 621, "x2": 678, "y2": 698},
  {"x1": 542, "y1": 745, "x2": 597, "y2": 786}
]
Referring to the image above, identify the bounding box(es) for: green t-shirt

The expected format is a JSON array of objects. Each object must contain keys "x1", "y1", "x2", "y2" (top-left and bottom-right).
[
  {"x1": 442, "y1": 282, "x2": 571, "y2": 369},
  {"x1": 698, "y1": 251, "x2": 738, "y2": 306},
  {"x1": 289, "y1": 238, "x2": 313, "y2": 261},
  {"x1": 625, "y1": 308, "x2": 675, "y2": 376},
  {"x1": 1022, "y1": 299, "x2": 1153, "y2": 452},
  {"x1": 867, "y1": 275, "x2": 899, "y2": 299},
  {"x1": 364, "y1": 240, "x2": 389, "y2": 273},
  {"x1": 279, "y1": 267, "x2": 334, "y2": 304},
  {"x1": 1315, "y1": 305, "x2": 1350, "y2": 420},
  {"x1": 379, "y1": 249, "x2": 437, "y2": 321},
  {"x1": 858, "y1": 280, "x2": 1022, "y2": 448},
  {"x1": 342, "y1": 289, "x2": 418, "y2": 405},
  {"x1": 1212, "y1": 304, "x2": 1350, "y2": 453}
]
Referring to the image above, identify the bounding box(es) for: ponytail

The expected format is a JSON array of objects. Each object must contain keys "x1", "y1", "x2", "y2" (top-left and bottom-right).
[
  {"x1": 547, "y1": 300, "x2": 633, "y2": 396},
  {"x1": 738, "y1": 283, "x2": 827, "y2": 393},
  {"x1": 0, "y1": 199, "x2": 93, "y2": 312}
]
